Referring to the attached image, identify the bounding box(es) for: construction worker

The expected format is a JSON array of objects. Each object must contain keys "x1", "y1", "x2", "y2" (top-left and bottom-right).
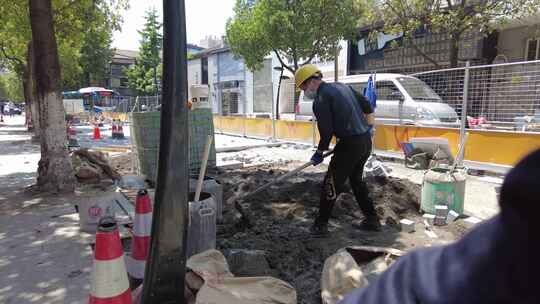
[
  {"x1": 339, "y1": 148, "x2": 540, "y2": 304},
  {"x1": 295, "y1": 64, "x2": 380, "y2": 235}
]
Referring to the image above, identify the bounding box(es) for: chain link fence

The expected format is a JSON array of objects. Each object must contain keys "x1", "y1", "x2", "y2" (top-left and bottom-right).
[
  {"x1": 113, "y1": 96, "x2": 162, "y2": 113},
  {"x1": 413, "y1": 60, "x2": 540, "y2": 131}
]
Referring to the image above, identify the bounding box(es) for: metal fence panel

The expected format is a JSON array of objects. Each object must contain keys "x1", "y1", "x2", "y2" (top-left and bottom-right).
[{"x1": 413, "y1": 60, "x2": 540, "y2": 132}]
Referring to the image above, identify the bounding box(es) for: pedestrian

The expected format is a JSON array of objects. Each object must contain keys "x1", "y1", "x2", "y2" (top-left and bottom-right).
[
  {"x1": 0, "y1": 101, "x2": 4, "y2": 122},
  {"x1": 294, "y1": 64, "x2": 380, "y2": 235},
  {"x1": 339, "y1": 148, "x2": 540, "y2": 304}
]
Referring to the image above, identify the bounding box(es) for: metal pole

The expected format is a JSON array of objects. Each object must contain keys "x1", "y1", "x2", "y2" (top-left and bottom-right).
[
  {"x1": 276, "y1": 67, "x2": 283, "y2": 120},
  {"x1": 334, "y1": 45, "x2": 339, "y2": 82},
  {"x1": 141, "y1": 0, "x2": 188, "y2": 302},
  {"x1": 271, "y1": 83, "x2": 276, "y2": 141},
  {"x1": 312, "y1": 118, "x2": 317, "y2": 147},
  {"x1": 459, "y1": 61, "x2": 470, "y2": 165}
]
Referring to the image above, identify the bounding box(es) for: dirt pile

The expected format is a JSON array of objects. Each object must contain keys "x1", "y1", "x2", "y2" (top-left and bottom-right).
[{"x1": 215, "y1": 166, "x2": 440, "y2": 304}]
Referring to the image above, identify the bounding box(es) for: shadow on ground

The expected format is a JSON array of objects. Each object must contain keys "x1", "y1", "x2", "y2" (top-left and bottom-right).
[
  {"x1": 0, "y1": 188, "x2": 92, "y2": 304},
  {"x1": 215, "y1": 166, "x2": 422, "y2": 304}
]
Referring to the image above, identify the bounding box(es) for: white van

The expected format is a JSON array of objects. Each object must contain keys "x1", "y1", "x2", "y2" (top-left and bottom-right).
[{"x1": 296, "y1": 73, "x2": 460, "y2": 128}]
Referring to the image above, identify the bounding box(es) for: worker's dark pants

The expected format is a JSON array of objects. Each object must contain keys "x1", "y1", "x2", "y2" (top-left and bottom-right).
[{"x1": 315, "y1": 134, "x2": 377, "y2": 225}]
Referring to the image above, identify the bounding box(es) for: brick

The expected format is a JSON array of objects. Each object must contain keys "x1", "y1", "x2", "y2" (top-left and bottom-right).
[
  {"x1": 400, "y1": 219, "x2": 415, "y2": 233},
  {"x1": 423, "y1": 213, "x2": 436, "y2": 226},
  {"x1": 446, "y1": 210, "x2": 460, "y2": 223},
  {"x1": 434, "y1": 216, "x2": 446, "y2": 226},
  {"x1": 435, "y1": 205, "x2": 449, "y2": 218}
]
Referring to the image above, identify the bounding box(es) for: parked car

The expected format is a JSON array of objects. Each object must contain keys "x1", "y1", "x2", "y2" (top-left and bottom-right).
[{"x1": 296, "y1": 73, "x2": 460, "y2": 128}]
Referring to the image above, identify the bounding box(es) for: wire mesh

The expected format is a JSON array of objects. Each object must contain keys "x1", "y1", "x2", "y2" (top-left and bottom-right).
[{"x1": 412, "y1": 60, "x2": 540, "y2": 131}]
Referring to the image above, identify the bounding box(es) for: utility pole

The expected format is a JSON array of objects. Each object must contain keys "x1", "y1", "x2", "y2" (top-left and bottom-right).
[{"x1": 141, "y1": 0, "x2": 189, "y2": 302}]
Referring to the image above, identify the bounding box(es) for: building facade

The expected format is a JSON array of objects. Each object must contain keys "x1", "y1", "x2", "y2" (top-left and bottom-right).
[{"x1": 106, "y1": 49, "x2": 138, "y2": 96}]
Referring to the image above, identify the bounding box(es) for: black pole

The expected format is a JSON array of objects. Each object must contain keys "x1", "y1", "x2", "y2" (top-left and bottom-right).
[
  {"x1": 275, "y1": 67, "x2": 283, "y2": 121},
  {"x1": 141, "y1": 0, "x2": 188, "y2": 302}
]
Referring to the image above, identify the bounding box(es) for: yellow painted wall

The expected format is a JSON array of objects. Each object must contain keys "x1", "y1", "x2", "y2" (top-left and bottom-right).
[
  {"x1": 244, "y1": 118, "x2": 272, "y2": 138},
  {"x1": 211, "y1": 115, "x2": 540, "y2": 166},
  {"x1": 276, "y1": 120, "x2": 314, "y2": 143}
]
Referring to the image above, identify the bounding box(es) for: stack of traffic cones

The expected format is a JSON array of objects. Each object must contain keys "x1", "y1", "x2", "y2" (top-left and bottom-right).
[
  {"x1": 93, "y1": 125, "x2": 102, "y2": 140},
  {"x1": 116, "y1": 120, "x2": 125, "y2": 139},
  {"x1": 111, "y1": 120, "x2": 118, "y2": 139},
  {"x1": 89, "y1": 217, "x2": 132, "y2": 304},
  {"x1": 127, "y1": 190, "x2": 153, "y2": 281}
]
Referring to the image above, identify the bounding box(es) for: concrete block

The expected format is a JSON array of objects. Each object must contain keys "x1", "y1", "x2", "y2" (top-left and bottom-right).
[
  {"x1": 446, "y1": 210, "x2": 460, "y2": 223},
  {"x1": 464, "y1": 216, "x2": 482, "y2": 226},
  {"x1": 400, "y1": 219, "x2": 415, "y2": 233},
  {"x1": 435, "y1": 205, "x2": 449, "y2": 218},
  {"x1": 434, "y1": 216, "x2": 446, "y2": 226},
  {"x1": 423, "y1": 214, "x2": 436, "y2": 226}
]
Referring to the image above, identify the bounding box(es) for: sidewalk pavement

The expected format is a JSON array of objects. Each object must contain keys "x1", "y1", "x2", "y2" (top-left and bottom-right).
[{"x1": 0, "y1": 116, "x2": 502, "y2": 303}]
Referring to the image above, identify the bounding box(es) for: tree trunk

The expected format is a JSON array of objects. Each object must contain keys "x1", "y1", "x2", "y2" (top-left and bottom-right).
[
  {"x1": 449, "y1": 33, "x2": 460, "y2": 68},
  {"x1": 24, "y1": 41, "x2": 40, "y2": 137},
  {"x1": 22, "y1": 67, "x2": 33, "y2": 131},
  {"x1": 29, "y1": 0, "x2": 75, "y2": 193}
]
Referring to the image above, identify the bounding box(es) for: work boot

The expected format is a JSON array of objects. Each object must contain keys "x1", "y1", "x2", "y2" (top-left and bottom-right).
[
  {"x1": 354, "y1": 216, "x2": 382, "y2": 232},
  {"x1": 310, "y1": 222, "x2": 329, "y2": 236}
]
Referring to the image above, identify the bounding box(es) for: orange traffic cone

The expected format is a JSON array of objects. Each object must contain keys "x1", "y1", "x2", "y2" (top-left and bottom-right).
[
  {"x1": 93, "y1": 125, "x2": 101, "y2": 140},
  {"x1": 126, "y1": 190, "x2": 153, "y2": 280},
  {"x1": 111, "y1": 121, "x2": 118, "y2": 139},
  {"x1": 89, "y1": 217, "x2": 132, "y2": 304}
]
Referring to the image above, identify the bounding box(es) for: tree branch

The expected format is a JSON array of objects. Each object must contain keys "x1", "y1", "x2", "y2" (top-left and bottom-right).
[
  {"x1": 273, "y1": 49, "x2": 294, "y2": 73},
  {"x1": 0, "y1": 43, "x2": 25, "y2": 67}
]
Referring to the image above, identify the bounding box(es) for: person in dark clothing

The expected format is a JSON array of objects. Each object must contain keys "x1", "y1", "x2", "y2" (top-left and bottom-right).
[
  {"x1": 295, "y1": 64, "x2": 380, "y2": 235},
  {"x1": 0, "y1": 101, "x2": 5, "y2": 122},
  {"x1": 339, "y1": 148, "x2": 540, "y2": 304}
]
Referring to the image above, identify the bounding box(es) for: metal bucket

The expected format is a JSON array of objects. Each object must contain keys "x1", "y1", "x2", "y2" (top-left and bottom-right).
[
  {"x1": 186, "y1": 192, "x2": 217, "y2": 258},
  {"x1": 189, "y1": 176, "x2": 223, "y2": 221}
]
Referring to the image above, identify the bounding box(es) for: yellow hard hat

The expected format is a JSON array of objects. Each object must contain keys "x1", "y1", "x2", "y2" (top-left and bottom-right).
[{"x1": 295, "y1": 64, "x2": 321, "y2": 89}]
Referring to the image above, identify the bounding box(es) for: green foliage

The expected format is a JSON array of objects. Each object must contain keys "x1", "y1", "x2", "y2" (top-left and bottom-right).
[
  {"x1": 0, "y1": 0, "x2": 128, "y2": 91},
  {"x1": 226, "y1": 0, "x2": 361, "y2": 72},
  {"x1": 126, "y1": 8, "x2": 163, "y2": 95},
  {"x1": 368, "y1": 0, "x2": 540, "y2": 67},
  {"x1": 79, "y1": 5, "x2": 116, "y2": 87},
  {"x1": 0, "y1": 72, "x2": 24, "y2": 101}
]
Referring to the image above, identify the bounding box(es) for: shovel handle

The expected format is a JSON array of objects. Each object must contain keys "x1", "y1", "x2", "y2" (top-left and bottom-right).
[{"x1": 238, "y1": 150, "x2": 334, "y2": 201}]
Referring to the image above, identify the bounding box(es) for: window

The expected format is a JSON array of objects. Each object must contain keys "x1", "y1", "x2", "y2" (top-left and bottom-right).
[
  {"x1": 349, "y1": 82, "x2": 368, "y2": 94},
  {"x1": 376, "y1": 81, "x2": 401, "y2": 100},
  {"x1": 525, "y1": 38, "x2": 539, "y2": 61},
  {"x1": 120, "y1": 78, "x2": 129, "y2": 88}
]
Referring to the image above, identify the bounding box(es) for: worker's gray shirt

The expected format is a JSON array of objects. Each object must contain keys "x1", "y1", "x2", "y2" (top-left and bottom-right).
[{"x1": 313, "y1": 82, "x2": 373, "y2": 151}]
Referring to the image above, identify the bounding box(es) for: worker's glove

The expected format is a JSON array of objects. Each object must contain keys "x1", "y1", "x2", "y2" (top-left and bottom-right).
[
  {"x1": 367, "y1": 125, "x2": 374, "y2": 137},
  {"x1": 311, "y1": 151, "x2": 324, "y2": 166}
]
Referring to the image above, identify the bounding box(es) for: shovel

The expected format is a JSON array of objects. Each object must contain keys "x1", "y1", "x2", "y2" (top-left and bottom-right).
[{"x1": 227, "y1": 150, "x2": 334, "y2": 226}]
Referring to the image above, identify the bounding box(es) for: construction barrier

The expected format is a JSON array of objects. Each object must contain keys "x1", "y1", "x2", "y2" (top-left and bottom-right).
[{"x1": 213, "y1": 115, "x2": 540, "y2": 168}]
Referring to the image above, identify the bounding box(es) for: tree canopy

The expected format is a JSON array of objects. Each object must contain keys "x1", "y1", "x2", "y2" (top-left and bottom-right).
[
  {"x1": 0, "y1": 0, "x2": 127, "y2": 91},
  {"x1": 0, "y1": 72, "x2": 24, "y2": 102},
  {"x1": 226, "y1": 0, "x2": 362, "y2": 72},
  {"x1": 126, "y1": 8, "x2": 163, "y2": 95},
  {"x1": 367, "y1": 0, "x2": 540, "y2": 67}
]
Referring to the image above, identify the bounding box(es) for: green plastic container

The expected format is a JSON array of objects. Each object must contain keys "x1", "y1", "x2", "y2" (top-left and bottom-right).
[
  {"x1": 130, "y1": 109, "x2": 216, "y2": 182},
  {"x1": 421, "y1": 168, "x2": 466, "y2": 215}
]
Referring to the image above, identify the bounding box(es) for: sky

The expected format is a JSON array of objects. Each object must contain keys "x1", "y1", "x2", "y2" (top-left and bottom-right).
[{"x1": 112, "y1": 0, "x2": 236, "y2": 51}]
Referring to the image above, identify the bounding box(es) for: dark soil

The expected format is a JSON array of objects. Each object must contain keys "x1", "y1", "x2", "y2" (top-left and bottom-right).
[{"x1": 214, "y1": 164, "x2": 462, "y2": 304}]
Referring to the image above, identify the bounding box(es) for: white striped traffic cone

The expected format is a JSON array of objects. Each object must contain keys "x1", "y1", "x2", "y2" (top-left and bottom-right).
[
  {"x1": 126, "y1": 189, "x2": 153, "y2": 280},
  {"x1": 89, "y1": 217, "x2": 132, "y2": 304}
]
